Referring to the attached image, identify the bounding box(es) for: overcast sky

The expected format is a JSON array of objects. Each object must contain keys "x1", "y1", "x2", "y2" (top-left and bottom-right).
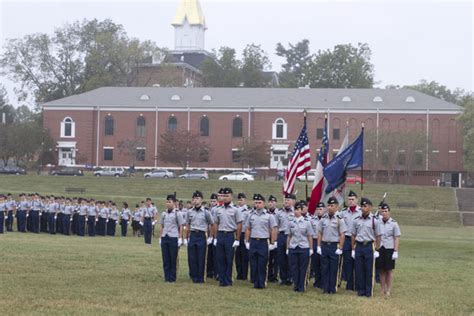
[{"x1": 0, "y1": 0, "x2": 472, "y2": 107}]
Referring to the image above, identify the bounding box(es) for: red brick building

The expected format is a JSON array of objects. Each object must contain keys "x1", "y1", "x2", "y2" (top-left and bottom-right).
[{"x1": 42, "y1": 87, "x2": 465, "y2": 185}]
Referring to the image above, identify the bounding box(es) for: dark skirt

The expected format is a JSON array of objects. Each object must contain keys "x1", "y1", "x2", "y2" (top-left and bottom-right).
[
  {"x1": 132, "y1": 220, "x2": 140, "y2": 231},
  {"x1": 376, "y1": 247, "x2": 395, "y2": 270}
]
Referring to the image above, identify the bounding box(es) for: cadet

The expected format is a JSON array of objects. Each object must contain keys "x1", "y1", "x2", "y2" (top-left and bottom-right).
[
  {"x1": 0, "y1": 195, "x2": 6, "y2": 233},
  {"x1": 48, "y1": 197, "x2": 59, "y2": 234},
  {"x1": 132, "y1": 204, "x2": 142, "y2": 237},
  {"x1": 276, "y1": 193, "x2": 296, "y2": 285},
  {"x1": 244, "y1": 194, "x2": 277, "y2": 289},
  {"x1": 40, "y1": 196, "x2": 48, "y2": 233},
  {"x1": 160, "y1": 194, "x2": 185, "y2": 282},
  {"x1": 206, "y1": 193, "x2": 219, "y2": 279},
  {"x1": 267, "y1": 195, "x2": 279, "y2": 283},
  {"x1": 286, "y1": 202, "x2": 314, "y2": 292},
  {"x1": 215, "y1": 187, "x2": 243, "y2": 287},
  {"x1": 62, "y1": 198, "x2": 74, "y2": 235},
  {"x1": 77, "y1": 199, "x2": 88, "y2": 236},
  {"x1": 141, "y1": 198, "x2": 157, "y2": 244},
  {"x1": 235, "y1": 192, "x2": 250, "y2": 280},
  {"x1": 5, "y1": 193, "x2": 16, "y2": 232},
  {"x1": 310, "y1": 202, "x2": 325, "y2": 288},
  {"x1": 97, "y1": 202, "x2": 109, "y2": 236},
  {"x1": 340, "y1": 190, "x2": 361, "y2": 291},
  {"x1": 56, "y1": 197, "x2": 65, "y2": 234},
  {"x1": 186, "y1": 191, "x2": 215, "y2": 283},
  {"x1": 17, "y1": 193, "x2": 29, "y2": 232},
  {"x1": 87, "y1": 200, "x2": 98, "y2": 236},
  {"x1": 29, "y1": 193, "x2": 42, "y2": 233},
  {"x1": 107, "y1": 202, "x2": 119, "y2": 236},
  {"x1": 317, "y1": 197, "x2": 346, "y2": 294},
  {"x1": 376, "y1": 203, "x2": 401, "y2": 297},
  {"x1": 350, "y1": 197, "x2": 382, "y2": 297},
  {"x1": 120, "y1": 202, "x2": 132, "y2": 237}
]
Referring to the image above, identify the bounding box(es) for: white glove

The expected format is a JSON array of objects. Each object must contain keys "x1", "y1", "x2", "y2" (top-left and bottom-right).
[
  {"x1": 54, "y1": 215, "x2": 57, "y2": 220},
  {"x1": 245, "y1": 241, "x2": 250, "y2": 250},
  {"x1": 139, "y1": 221, "x2": 144, "y2": 226},
  {"x1": 213, "y1": 238, "x2": 217, "y2": 246},
  {"x1": 351, "y1": 250, "x2": 355, "y2": 259},
  {"x1": 95, "y1": 218, "x2": 98, "y2": 222},
  {"x1": 206, "y1": 237, "x2": 213, "y2": 245},
  {"x1": 152, "y1": 221, "x2": 157, "y2": 226},
  {"x1": 106, "y1": 219, "x2": 109, "y2": 223},
  {"x1": 335, "y1": 248, "x2": 343, "y2": 255},
  {"x1": 159, "y1": 238, "x2": 162, "y2": 245},
  {"x1": 392, "y1": 251, "x2": 398, "y2": 260},
  {"x1": 309, "y1": 249, "x2": 314, "y2": 256},
  {"x1": 286, "y1": 249, "x2": 289, "y2": 255},
  {"x1": 317, "y1": 246, "x2": 322, "y2": 255},
  {"x1": 70, "y1": 217, "x2": 73, "y2": 222},
  {"x1": 232, "y1": 240, "x2": 240, "y2": 248},
  {"x1": 183, "y1": 238, "x2": 188, "y2": 246},
  {"x1": 374, "y1": 250, "x2": 380, "y2": 259},
  {"x1": 178, "y1": 238, "x2": 183, "y2": 247}
]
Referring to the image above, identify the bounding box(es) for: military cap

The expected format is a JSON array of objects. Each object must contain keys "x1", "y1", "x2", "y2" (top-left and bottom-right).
[
  {"x1": 348, "y1": 190, "x2": 358, "y2": 198},
  {"x1": 237, "y1": 192, "x2": 246, "y2": 199},
  {"x1": 222, "y1": 187, "x2": 233, "y2": 194},
  {"x1": 166, "y1": 194, "x2": 177, "y2": 202},
  {"x1": 192, "y1": 191, "x2": 203, "y2": 198},
  {"x1": 210, "y1": 193, "x2": 218, "y2": 200},
  {"x1": 218, "y1": 188, "x2": 225, "y2": 194},
  {"x1": 299, "y1": 200, "x2": 307, "y2": 207},
  {"x1": 284, "y1": 193, "x2": 296, "y2": 200},
  {"x1": 268, "y1": 195, "x2": 277, "y2": 202},
  {"x1": 327, "y1": 197, "x2": 338, "y2": 205},
  {"x1": 316, "y1": 202, "x2": 325, "y2": 208},
  {"x1": 360, "y1": 197, "x2": 373, "y2": 206},
  {"x1": 295, "y1": 202, "x2": 303, "y2": 209},
  {"x1": 380, "y1": 203, "x2": 390, "y2": 210},
  {"x1": 253, "y1": 193, "x2": 265, "y2": 201}
]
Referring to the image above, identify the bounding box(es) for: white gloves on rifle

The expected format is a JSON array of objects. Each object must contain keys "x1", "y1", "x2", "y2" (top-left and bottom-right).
[
  {"x1": 374, "y1": 250, "x2": 380, "y2": 259},
  {"x1": 159, "y1": 238, "x2": 162, "y2": 245},
  {"x1": 139, "y1": 221, "x2": 144, "y2": 226},
  {"x1": 245, "y1": 241, "x2": 250, "y2": 250},
  {"x1": 183, "y1": 238, "x2": 188, "y2": 246},
  {"x1": 178, "y1": 238, "x2": 183, "y2": 247},
  {"x1": 335, "y1": 248, "x2": 343, "y2": 255},
  {"x1": 351, "y1": 250, "x2": 355, "y2": 259},
  {"x1": 152, "y1": 221, "x2": 157, "y2": 226},
  {"x1": 317, "y1": 246, "x2": 322, "y2": 255},
  {"x1": 268, "y1": 242, "x2": 277, "y2": 251},
  {"x1": 286, "y1": 249, "x2": 289, "y2": 256},
  {"x1": 213, "y1": 238, "x2": 217, "y2": 246},
  {"x1": 392, "y1": 251, "x2": 398, "y2": 260},
  {"x1": 232, "y1": 240, "x2": 240, "y2": 248},
  {"x1": 309, "y1": 249, "x2": 314, "y2": 256}
]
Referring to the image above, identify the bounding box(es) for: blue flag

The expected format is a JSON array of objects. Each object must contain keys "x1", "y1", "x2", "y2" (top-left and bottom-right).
[{"x1": 324, "y1": 128, "x2": 364, "y2": 193}]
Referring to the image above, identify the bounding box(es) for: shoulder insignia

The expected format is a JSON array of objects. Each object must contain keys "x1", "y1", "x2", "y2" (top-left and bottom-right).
[{"x1": 354, "y1": 216, "x2": 360, "y2": 220}]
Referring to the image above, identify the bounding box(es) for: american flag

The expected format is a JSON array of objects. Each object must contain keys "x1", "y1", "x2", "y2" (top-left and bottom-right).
[
  {"x1": 283, "y1": 119, "x2": 311, "y2": 195},
  {"x1": 308, "y1": 116, "x2": 329, "y2": 214}
]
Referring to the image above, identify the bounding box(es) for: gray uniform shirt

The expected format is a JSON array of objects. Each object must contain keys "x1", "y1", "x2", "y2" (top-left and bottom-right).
[
  {"x1": 142, "y1": 206, "x2": 156, "y2": 218},
  {"x1": 63, "y1": 205, "x2": 74, "y2": 215},
  {"x1": 216, "y1": 203, "x2": 243, "y2": 232},
  {"x1": 109, "y1": 209, "x2": 119, "y2": 221},
  {"x1": 380, "y1": 218, "x2": 401, "y2": 249},
  {"x1": 121, "y1": 208, "x2": 132, "y2": 220},
  {"x1": 31, "y1": 200, "x2": 42, "y2": 211},
  {"x1": 133, "y1": 210, "x2": 142, "y2": 221},
  {"x1": 340, "y1": 207, "x2": 362, "y2": 237},
  {"x1": 187, "y1": 206, "x2": 214, "y2": 232},
  {"x1": 6, "y1": 199, "x2": 16, "y2": 210},
  {"x1": 287, "y1": 216, "x2": 314, "y2": 249},
  {"x1": 98, "y1": 207, "x2": 109, "y2": 218},
  {"x1": 246, "y1": 208, "x2": 277, "y2": 239},
  {"x1": 160, "y1": 209, "x2": 184, "y2": 238},
  {"x1": 350, "y1": 214, "x2": 382, "y2": 242},
  {"x1": 87, "y1": 205, "x2": 98, "y2": 217},
  {"x1": 319, "y1": 214, "x2": 347, "y2": 242},
  {"x1": 78, "y1": 205, "x2": 88, "y2": 216},
  {"x1": 239, "y1": 206, "x2": 251, "y2": 232},
  {"x1": 310, "y1": 215, "x2": 323, "y2": 239},
  {"x1": 0, "y1": 202, "x2": 6, "y2": 212},
  {"x1": 276, "y1": 207, "x2": 295, "y2": 233},
  {"x1": 19, "y1": 200, "x2": 30, "y2": 210}
]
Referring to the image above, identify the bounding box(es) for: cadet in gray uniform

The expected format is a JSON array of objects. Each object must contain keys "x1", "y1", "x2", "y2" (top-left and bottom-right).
[
  {"x1": 120, "y1": 202, "x2": 132, "y2": 237},
  {"x1": 0, "y1": 195, "x2": 6, "y2": 233},
  {"x1": 376, "y1": 203, "x2": 401, "y2": 297},
  {"x1": 276, "y1": 193, "x2": 296, "y2": 285},
  {"x1": 235, "y1": 192, "x2": 250, "y2": 280},
  {"x1": 350, "y1": 197, "x2": 382, "y2": 297},
  {"x1": 310, "y1": 202, "x2": 325, "y2": 288},
  {"x1": 5, "y1": 193, "x2": 16, "y2": 232},
  {"x1": 244, "y1": 193, "x2": 277, "y2": 289},
  {"x1": 107, "y1": 203, "x2": 119, "y2": 236},
  {"x1": 266, "y1": 195, "x2": 279, "y2": 283}
]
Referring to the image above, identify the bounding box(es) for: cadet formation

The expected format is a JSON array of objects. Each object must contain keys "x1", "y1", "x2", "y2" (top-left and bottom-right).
[{"x1": 0, "y1": 189, "x2": 400, "y2": 297}]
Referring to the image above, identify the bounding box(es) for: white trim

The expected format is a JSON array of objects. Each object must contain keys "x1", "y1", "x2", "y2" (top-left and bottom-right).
[
  {"x1": 449, "y1": 150, "x2": 457, "y2": 153},
  {"x1": 43, "y1": 106, "x2": 94, "y2": 111},
  {"x1": 136, "y1": 147, "x2": 147, "y2": 150},
  {"x1": 272, "y1": 117, "x2": 288, "y2": 140},
  {"x1": 103, "y1": 146, "x2": 114, "y2": 149},
  {"x1": 56, "y1": 141, "x2": 77, "y2": 148},
  {"x1": 270, "y1": 144, "x2": 289, "y2": 151}
]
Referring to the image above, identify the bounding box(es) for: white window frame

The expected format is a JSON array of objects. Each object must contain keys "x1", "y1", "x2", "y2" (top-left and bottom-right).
[
  {"x1": 272, "y1": 118, "x2": 287, "y2": 140},
  {"x1": 60, "y1": 117, "x2": 75, "y2": 138}
]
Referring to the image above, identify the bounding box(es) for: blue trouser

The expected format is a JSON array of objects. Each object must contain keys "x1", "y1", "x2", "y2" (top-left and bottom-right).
[
  {"x1": 17, "y1": 210, "x2": 26, "y2": 232},
  {"x1": 88, "y1": 216, "x2": 96, "y2": 236},
  {"x1": 48, "y1": 213, "x2": 56, "y2": 234},
  {"x1": 63, "y1": 214, "x2": 71, "y2": 235},
  {"x1": 56, "y1": 213, "x2": 63, "y2": 234},
  {"x1": 6, "y1": 210, "x2": 14, "y2": 231},
  {"x1": 77, "y1": 215, "x2": 86, "y2": 236},
  {"x1": 311, "y1": 238, "x2": 322, "y2": 288},
  {"x1": 0, "y1": 212, "x2": 4, "y2": 233},
  {"x1": 289, "y1": 247, "x2": 310, "y2": 292},
  {"x1": 206, "y1": 243, "x2": 215, "y2": 278},
  {"x1": 249, "y1": 239, "x2": 269, "y2": 289},
  {"x1": 161, "y1": 235, "x2": 178, "y2": 282},
  {"x1": 97, "y1": 218, "x2": 106, "y2": 236},
  {"x1": 40, "y1": 212, "x2": 48, "y2": 232},
  {"x1": 107, "y1": 219, "x2": 116, "y2": 236},
  {"x1": 120, "y1": 219, "x2": 128, "y2": 236},
  {"x1": 321, "y1": 242, "x2": 339, "y2": 294},
  {"x1": 143, "y1": 218, "x2": 152, "y2": 244},
  {"x1": 277, "y1": 232, "x2": 290, "y2": 283},
  {"x1": 235, "y1": 232, "x2": 249, "y2": 280},
  {"x1": 343, "y1": 235, "x2": 355, "y2": 290},
  {"x1": 216, "y1": 231, "x2": 235, "y2": 286},
  {"x1": 355, "y1": 241, "x2": 375, "y2": 297},
  {"x1": 267, "y1": 247, "x2": 278, "y2": 282},
  {"x1": 30, "y1": 211, "x2": 40, "y2": 233},
  {"x1": 188, "y1": 231, "x2": 207, "y2": 283}
]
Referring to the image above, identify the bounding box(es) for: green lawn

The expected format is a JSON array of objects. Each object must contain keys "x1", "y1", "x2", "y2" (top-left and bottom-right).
[{"x1": 0, "y1": 226, "x2": 473, "y2": 315}]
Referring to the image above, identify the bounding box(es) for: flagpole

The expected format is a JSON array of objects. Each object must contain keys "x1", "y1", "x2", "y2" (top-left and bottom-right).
[
  {"x1": 361, "y1": 123, "x2": 365, "y2": 196},
  {"x1": 304, "y1": 110, "x2": 309, "y2": 202}
]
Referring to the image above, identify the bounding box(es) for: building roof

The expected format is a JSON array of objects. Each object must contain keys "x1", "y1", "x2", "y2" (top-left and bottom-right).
[
  {"x1": 172, "y1": 0, "x2": 206, "y2": 29},
  {"x1": 164, "y1": 51, "x2": 212, "y2": 70},
  {"x1": 42, "y1": 87, "x2": 462, "y2": 112}
]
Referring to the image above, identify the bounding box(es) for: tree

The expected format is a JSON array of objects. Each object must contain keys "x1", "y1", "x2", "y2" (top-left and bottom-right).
[
  {"x1": 405, "y1": 80, "x2": 468, "y2": 105},
  {"x1": 241, "y1": 44, "x2": 271, "y2": 87},
  {"x1": 308, "y1": 43, "x2": 374, "y2": 88},
  {"x1": 235, "y1": 138, "x2": 270, "y2": 169},
  {"x1": 202, "y1": 47, "x2": 241, "y2": 87},
  {"x1": 157, "y1": 130, "x2": 211, "y2": 170},
  {"x1": 276, "y1": 39, "x2": 312, "y2": 88},
  {"x1": 458, "y1": 98, "x2": 474, "y2": 171},
  {"x1": 0, "y1": 84, "x2": 16, "y2": 124},
  {"x1": 117, "y1": 138, "x2": 146, "y2": 166}
]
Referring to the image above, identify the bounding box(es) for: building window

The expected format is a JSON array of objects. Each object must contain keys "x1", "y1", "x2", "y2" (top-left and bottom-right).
[
  {"x1": 232, "y1": 117, "x2": 243, "y2": 137},
  {"x1": 136, "y1": 116, "x2": 146, "y2": 137},
  {"x1": 200, "y1": 116, "x2": 209, "y2": 136},
  {"x1": 398, "y1": 153, "x2": 406, "y2": 166},
  {"x1": 382, "y1": 151, "x2": 389, "y2": 166},
  {"x1": 272, "y1": 118, "x2": 287, "y2": 139},
  {"x1": 168, "y1": 116, "x2": 177, "y2": 131},
  {"x1": 232, "y1": 149, "x2": 241, "y2": 163},
  {"x1": 60, "y1": 117, "x2": 75, "y2": 138},
  {"x1": 136, "y1": 148, "x2": 145, "y2": 162},
  {"x1": 316, "y1": 128, "x2": 324, "y2": 140},
  {"x1": 415, "y1": 152, "x2": 423, "y2": 166},
  {"x1": 105, "y1": 116, "x2": 114, "y2": 136},
  {"x1": 104, "y1": 148, "x2": 113, "y2": 161},
  {"x1": 333, "y1": 128, "x2": 340, "y2": 140}
]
